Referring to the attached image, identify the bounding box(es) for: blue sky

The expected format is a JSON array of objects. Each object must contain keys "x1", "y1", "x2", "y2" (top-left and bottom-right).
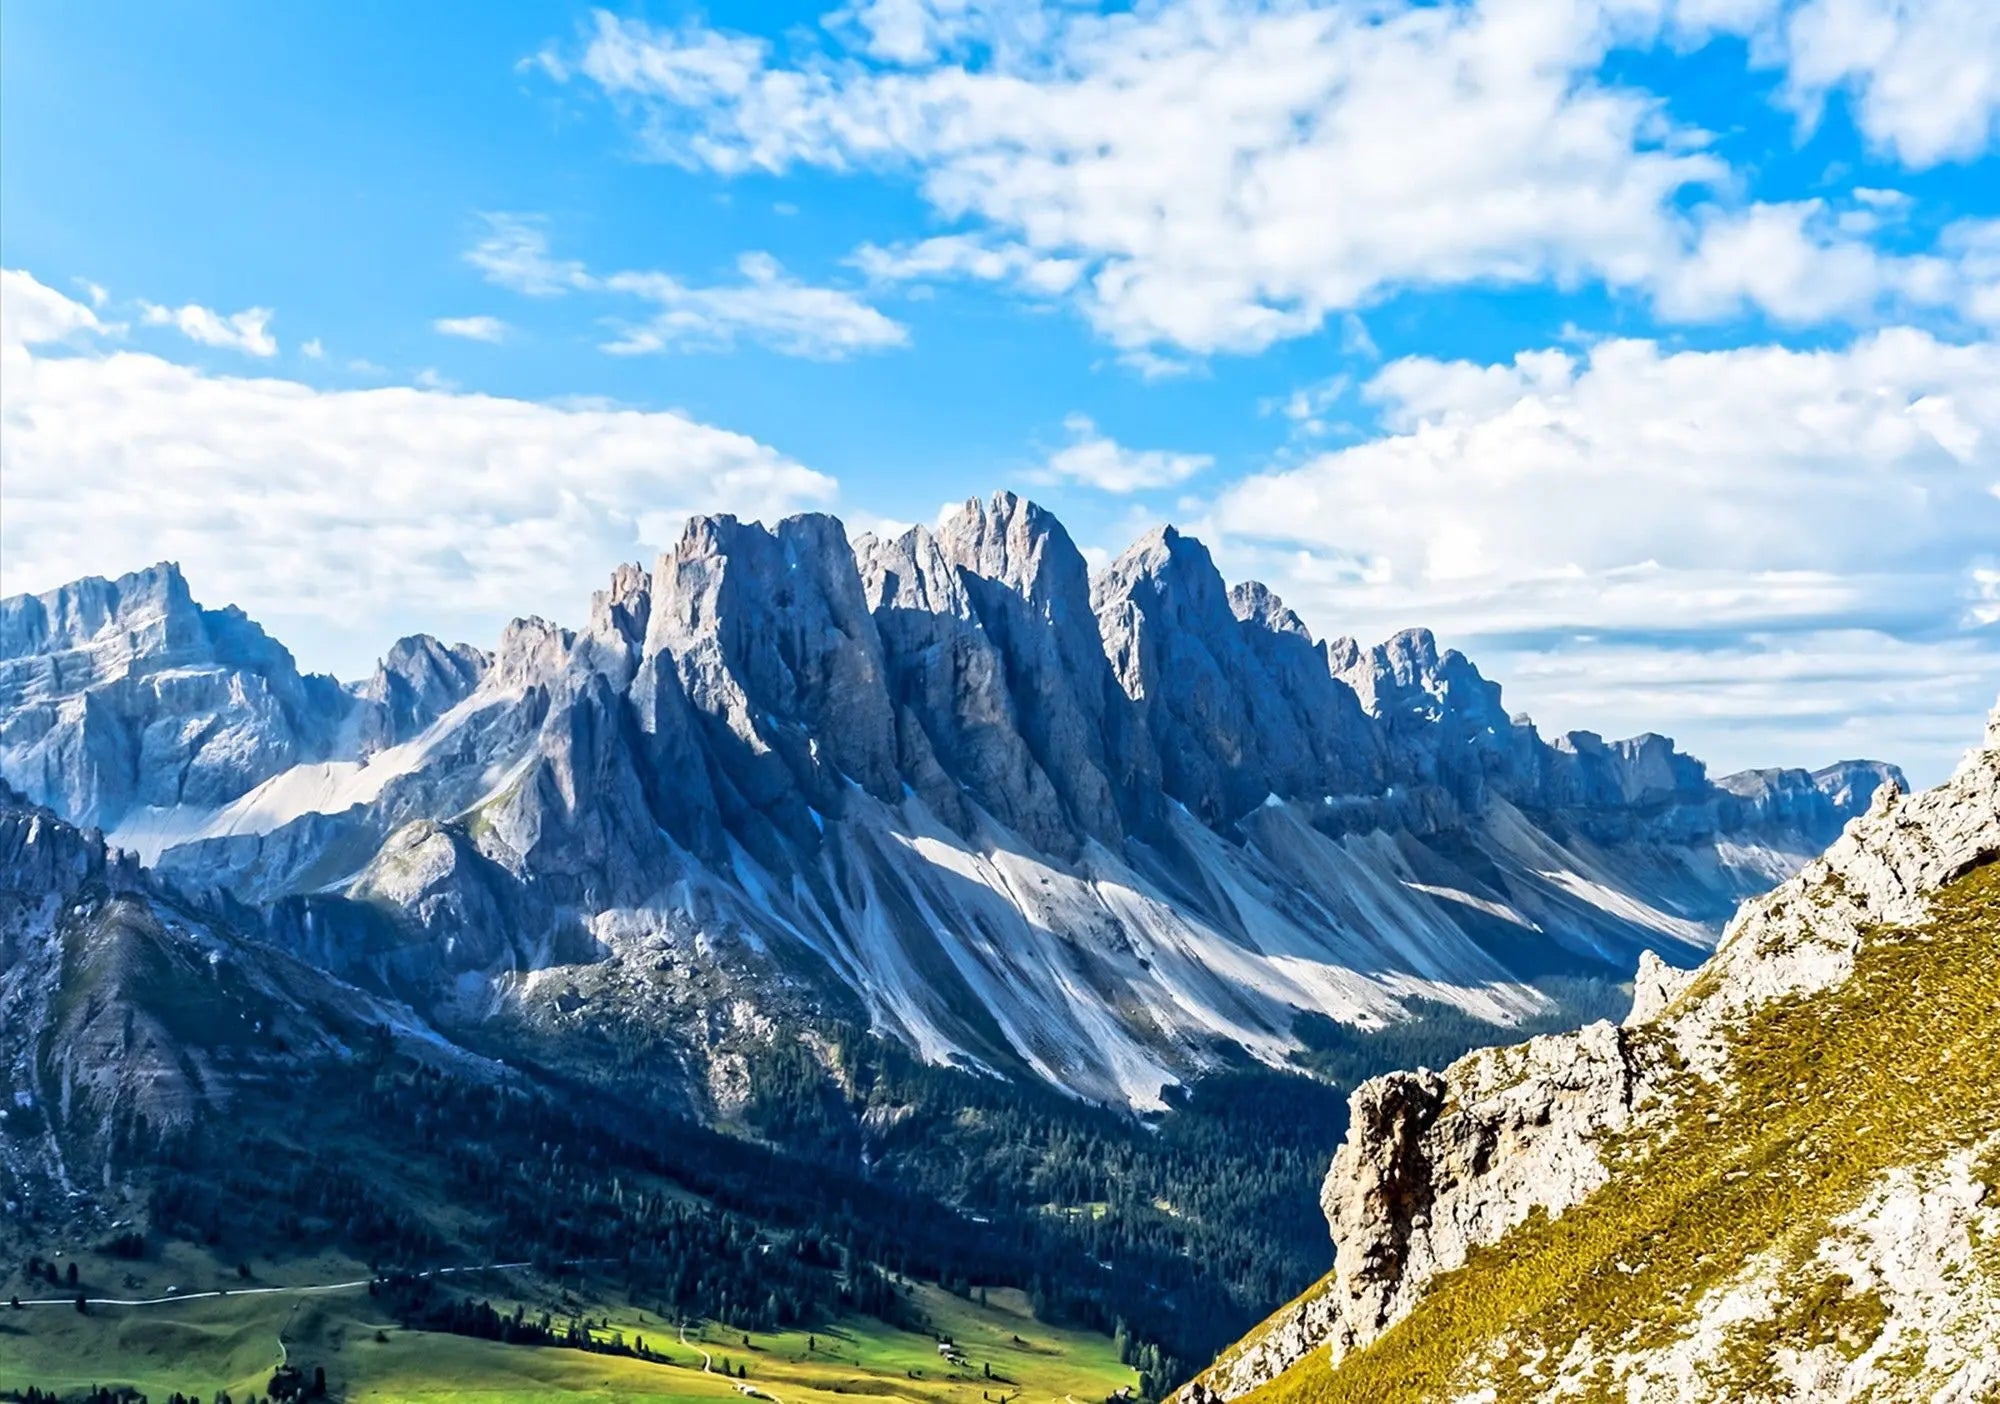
[{"x1": 3, "y1": 0, "x2": 1998, "y2": 782}]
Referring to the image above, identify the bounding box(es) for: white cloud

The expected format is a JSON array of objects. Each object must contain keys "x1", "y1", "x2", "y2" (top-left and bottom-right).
[
  {"x1": 1970, "y1": 566, "x2": 2000, "y2": 626},
  {"x1": 1214, "y1": 330, "x2": 2000, "y2": 584},
  {"x1": 1945, "y1": 219, "x2": 2000, "y2": 328},
  {"x1": 852, "y1": 234, "x2": 1084, "y2": 295},
  {"x1": 466, "y1": 213, "x2": 589, "y2": 296},
  {"x1": 2, "y1": 269, "x2": 106, "y2": 347},
  {"x1": 433, "y1": 314, "x2": 512, "y2": 343},
  {"x1": 1653, "y1": 200, "x2": 1951, "y2": 323},
  {"x1": 834, "y1": 0, "x2": 977, "y2": 64},
  {"x1": 301, "y1": 337, "x2": 326, "y2": 359},
  {"x1": 1194, "y1": 328, "x2": 2000, "y2": 779},
  {"x1": 468, "y1": 215, "x2": 905, "y2": 359},
  {"x1": 1031, "y1": 413, "x2": 1212, "y2": 494},
  {"x1": 1468, "y1": 626, "x2": 1999, "y2": 783},
  {"x1": 1, "y1": 271, "x2": 838, "y2": 678},
  {"x1": 75, "y1": 279, "x2": 109, "y2": 309},
  {"x1": 555, "y1": 2, "x2": 1994, "y2": 357},
  {"x1": 599, "y1": 251, "x2": 908, "y2": 358},
  {"x1": 827, "y1": 0, "x2": 1049, "y2": 65},
  {"x1": 1778, "y1": 0, "x2": 2000, "y2": 167},
  {"x1": 140, "y1": 299, "x2": 278, "y2": 357}
]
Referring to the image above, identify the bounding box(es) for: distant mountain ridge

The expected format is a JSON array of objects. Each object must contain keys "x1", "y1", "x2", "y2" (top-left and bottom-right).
[{"x1": 0, "y1": 493, "x2": 1902, "y2": 1107}]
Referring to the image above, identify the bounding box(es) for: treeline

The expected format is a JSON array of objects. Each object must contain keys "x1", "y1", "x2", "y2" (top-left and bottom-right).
[
  {"x1": 6, "y1": 1382, "x2": 313, "y2": 1404},
  {"x1": 736, "y1": 1032, "x2": 1357, "y2": 1386},
  {"x1": 1287, "y1": 979, "x2": 1630, "y2": 1087}
]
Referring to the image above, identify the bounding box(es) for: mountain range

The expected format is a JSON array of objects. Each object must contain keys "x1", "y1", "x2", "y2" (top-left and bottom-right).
[{"x1": 1, "y1": 493, "x2": 1899, "y2": 1114}]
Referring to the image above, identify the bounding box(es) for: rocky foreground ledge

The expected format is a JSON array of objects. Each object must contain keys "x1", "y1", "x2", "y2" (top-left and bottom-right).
[{"x1": 1184, "y1": 702, "x2": 2000, "y2": 1404}]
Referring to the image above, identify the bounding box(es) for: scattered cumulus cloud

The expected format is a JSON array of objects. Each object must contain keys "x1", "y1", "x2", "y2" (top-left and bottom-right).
[
  {"x1": 433, "y1": 314, "x2": 512, "y2": 343},
  {"x1": 1776, "y1": 0, "x2": 2000, "y2": 167},
  {"x1": 140, "y1": 299, "x2": 278, "y2": 357},
  {"x1": 1031, "y1": 413, "x2": 1212, "y2": 494},
  {"x1": 1652, "y1": 200, "x2": 1955, "y2": 324},
  {"x1": 852, "y1": 235, "x2": 1083, "y2": 296},
  {"x1": 1, "y1": 269, "x2": 106, "y2": 347},
  {"x1": 1944, "y1": 219, "x2": 2000, "y2": 328},
  {"x1": 467, "y1": 213, "x2": 904, "y2": 359},
  {"x1": 301, "y1": 337, "x2": 326, "y2": 359},
  {"x1": 599, "y1": 251, "x2": 908, "y2": 358},
  {"x1": 1212, "y1": 330, "x2": 2000, "y2": 588},
  {"x1": 1191, "y1": 328, "x2": 2000, "y2": 780},
  {"x1": 466, "y1": 213, "x2": 587, "y2": 296}
]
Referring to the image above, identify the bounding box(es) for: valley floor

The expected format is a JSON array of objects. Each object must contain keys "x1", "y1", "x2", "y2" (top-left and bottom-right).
[{"x1": 1, "y1": 1259, "x2": 1136, "y2": 1404}]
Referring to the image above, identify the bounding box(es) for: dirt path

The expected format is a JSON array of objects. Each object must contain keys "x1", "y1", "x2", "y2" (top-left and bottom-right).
[{"x1": 680, "y1": 1320, "x2": 716, "y2": 1373}]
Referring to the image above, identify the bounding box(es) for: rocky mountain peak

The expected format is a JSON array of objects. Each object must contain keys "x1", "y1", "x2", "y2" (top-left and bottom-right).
[
  {"x1": 935, "y1": 490, "x2": 1094, "y2": 610},
  {"x1": 491, "y1": 616, "x2": 576, "y2": 691},
  {"x1": 0, "y1": 560, "x2": 295, "y2": 705},
  {"x1": 0, "y1": 498, "x2": 1922, "y2": 1115},
  {"x1": 587, "y1": 561, "x2": 653, "y2": 644},
  {"x1": 649, "y1": 510, "x2": 901, "y2": 809},
  {"x1": 1227, "y1": 580, "x2": 1311, "y2": 640},
  {"x1": 355, "y1": 633, "x2": 490, "y2": 747},
  {"x1": 0, "y1": 562, "x2": 354, "y2": 826}
]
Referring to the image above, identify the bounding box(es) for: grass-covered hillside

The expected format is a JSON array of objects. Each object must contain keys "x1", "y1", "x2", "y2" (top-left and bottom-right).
[{"x1": 1218, "y1": 857, "x2": 2000, "y2": 1403}]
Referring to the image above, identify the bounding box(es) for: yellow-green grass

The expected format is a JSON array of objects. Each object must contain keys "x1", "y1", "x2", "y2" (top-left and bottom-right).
[
  {"x1": 1, "y1": 1290, "x2": 321, "y2": 1398},
  {"x1": 1, "y1": 1271, "x2": 1136, "y2": 1404},
  {"x1": 1236, "y1": 861, "x2": 2000, "y2": 1404}
]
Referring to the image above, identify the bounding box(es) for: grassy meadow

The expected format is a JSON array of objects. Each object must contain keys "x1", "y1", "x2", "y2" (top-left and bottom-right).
[{"x1": 1, "y1": 1254, "x2": 1137, "y2": 1404}]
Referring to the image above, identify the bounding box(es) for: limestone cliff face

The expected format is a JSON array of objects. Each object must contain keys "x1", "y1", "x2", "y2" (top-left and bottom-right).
[{"x1": 1184, "y1": 703, "x2": 2000, "y2": 1404}]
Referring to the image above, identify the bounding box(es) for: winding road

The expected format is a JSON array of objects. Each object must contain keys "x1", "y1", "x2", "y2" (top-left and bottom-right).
[{"x1": 9, "y1": 1260, "x2": 534, "y2": 1310}]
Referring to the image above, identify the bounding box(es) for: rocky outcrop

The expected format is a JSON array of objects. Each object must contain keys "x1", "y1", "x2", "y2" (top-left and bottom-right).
[
  {"x1": 929, "y1": 491, "x2": 1150, "y2": 845},
  {"x1": 1184, "y1": 701, "x2": 2000, "y2": 1403}
]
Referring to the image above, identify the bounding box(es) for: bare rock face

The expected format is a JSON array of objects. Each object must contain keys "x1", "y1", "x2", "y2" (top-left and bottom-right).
[
  {"x1": 354, "y1": 634, "x2": 489, "y2": 747},
  {"x1": 1228, "y1": 581, "x2": 1385, "y2": 801},
  {"x1": 858, "y1": 523, "x2": 1073, "y2": 854},
  {"x1": 1329, "y1": 627, "x2": 1533, "y2": 813},
  {"x1": 934, "y1": 491, "x2": 1143, "y2": 844},
  {"x1": 1317, "y1": 1019, "x2": 1649, "y2": 1355},
  {"x1": 649, "y1": 513, "x2": 900, "y2": 841},
  {"x1": 1094, "y1": 527, "x2": 1334, "y2": 826},
  {"x1": 1184, "y1": 701, "x2": 2000, "y2": 1402},
  {"x1": 0, "y1": 563, "x2": 353, "y2": 825}
]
